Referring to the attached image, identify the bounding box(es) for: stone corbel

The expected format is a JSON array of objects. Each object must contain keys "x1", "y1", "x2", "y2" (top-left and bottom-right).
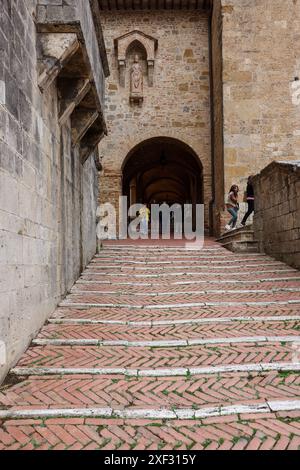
[
  {"x1": 58, "y1": 77, "x2": 92, "y2": 125},
  {"x1": 79, "y1": 115, "x2": 106, "y2": 164},
  {"x1": 71, "y1": 109, "x2": 99, "y2": 147},
  {"x1": 37, "y1": 33, "x2": 80, "y2": 93},
  {"x1": 94, "y1": 150, "x2": 103, "y2": 172},
  {"x1": 35, "y1": 0, "x2": 108, "y2": 165}
]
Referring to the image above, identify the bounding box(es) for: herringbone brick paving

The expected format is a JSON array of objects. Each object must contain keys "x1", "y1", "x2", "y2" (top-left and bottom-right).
[
  {"x1": 0, "y1": 240, "x2": 299, "y2": 450},
  {"x1": 52, "y1": 304, "x2": 300, "y2": 321},
  {"x1": 1, "y1": 372, "x2": 299, "y2": 409},
  {"x1": 15, "y1": 343, "x2": 294, "y2": 368},
  {"x1": 37, "y1": 321, "x2": 299, "y2": 340}
]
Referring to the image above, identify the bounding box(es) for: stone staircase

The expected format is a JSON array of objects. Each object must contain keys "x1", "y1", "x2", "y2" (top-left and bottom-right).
[
  {"x1": 0, "y1": 240, "x2": 300, "y2": 450},
  {"x1": 217, "y1": 225, "x2": 259, "y2": 253}
]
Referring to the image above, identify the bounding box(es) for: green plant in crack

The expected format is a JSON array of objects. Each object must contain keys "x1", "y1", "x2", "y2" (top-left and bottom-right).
[
  {"x1": 158, "y1": 441, "x2": 165, "y2": 450},
  {"x1": 278, "y1": 371, "x2": 295, "y2": 379},
  {"x1": 99, "y1": 438, "x2": 111, "y2": 448},
  {"x1": 202, "y1": 439, "x2": 212, "y2": 449},
  {"x1": 115, "y1": 440, "x2": 122, "y2": 450},
  {"x1": 232, "y1": 436, "x2": 242, "y2": 445},
  {"x1": 174, "y1": 441, "x2": 183, "y2": 449},
  {"x1": 130, "y1": 441, "x2": 138, "y2": 450},
  {"x1": 30, "y1": 439, "x2": 41, "y2": 449},
  {"x1": 187, "y1": 441, "x2": 195, "y2": 450}
]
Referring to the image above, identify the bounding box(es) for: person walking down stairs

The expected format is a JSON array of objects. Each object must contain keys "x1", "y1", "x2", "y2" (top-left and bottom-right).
[
  {"x1": 225, "y1": 185, "x2": 240, "y2": 231},
  {"x1": 241, "y1": 176, "x2": 255, "y2": 227}
]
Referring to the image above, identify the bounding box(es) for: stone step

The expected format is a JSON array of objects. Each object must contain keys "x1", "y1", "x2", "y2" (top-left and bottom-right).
[
  {"x1": 221, "y1": 240, "x2": 260, "y2": 254},
  {"x1": 0, "y1": 371, "x2": 299, "y2": 415},
  {"x1": 1, "y1": 240, "x2": 299, "y2": 451},
  {"x1": 217, "y1": 226, "x2": 260, "y2": 253}
]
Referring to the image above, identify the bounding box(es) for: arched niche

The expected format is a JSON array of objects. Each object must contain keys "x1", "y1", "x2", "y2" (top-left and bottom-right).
[{"x1": 114, "y1": 30, "x2": 158, "y2": 87}]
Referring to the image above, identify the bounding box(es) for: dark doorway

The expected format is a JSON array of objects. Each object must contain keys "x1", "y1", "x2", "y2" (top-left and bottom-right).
[{"x1": 122, "y1": 137, "x2": 203, "y2": 232}]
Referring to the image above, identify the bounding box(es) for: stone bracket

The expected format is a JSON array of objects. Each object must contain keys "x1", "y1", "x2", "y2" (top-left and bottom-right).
[
  {"x1": 37, "y1": 33, "x2": 80, "y2": 93},
  {"x1": 130, "y1": 95, "x2": 143, "y2": 105},
  {"x1": 58, "y1": 78, "x2": 92, "y2": 125},
  {"x1": 35, "y1": 0, "x2": 109, "y2": 164},
  {"x1": 94, "y1": 150, "x2": 103, "y2": 172},
  {"x1": 80, "y1": 116, "x2": 106, "y2": 165},
  {"x1": 71, "y1": 109, "x2": 99, "y2": 147}
]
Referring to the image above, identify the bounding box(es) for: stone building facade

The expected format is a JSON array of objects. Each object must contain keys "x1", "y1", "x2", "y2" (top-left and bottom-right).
[
  {"x1": 0, "y1": 0, "x2": 108, "y2": 382},
  {"x1": 99, "y1": 0, "x2": 300, "y2": 235},
  {"x1": 99, "y1": 3, "x2": 212, "y2": 232},
  {"x1": 220, "y1": 0, "x2": 300, "y2": 213}
]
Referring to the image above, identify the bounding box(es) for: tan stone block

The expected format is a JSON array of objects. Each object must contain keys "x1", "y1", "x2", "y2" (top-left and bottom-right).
[{"x1": 178, "y1": 83, "x2": 189, "y2": 92}]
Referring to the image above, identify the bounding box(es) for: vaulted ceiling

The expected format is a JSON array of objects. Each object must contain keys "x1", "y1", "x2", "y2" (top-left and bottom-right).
[{"x1": 98, "y1": 0, "x2": 212, "y2": 12}]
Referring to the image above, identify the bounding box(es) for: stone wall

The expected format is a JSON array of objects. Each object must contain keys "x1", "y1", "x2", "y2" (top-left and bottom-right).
[
  {"x1": 0, "y1": 0, "x2": 106, "y2": 383},
  {"x1": 99, "y1": 10, "x2": 212, "y2": 230},
  {"x1": 220, "y1": 0, "x2": 300, "y2": 225},
  {"x1": 253, "y1": 161, "x2": 300, "y2": 269}
]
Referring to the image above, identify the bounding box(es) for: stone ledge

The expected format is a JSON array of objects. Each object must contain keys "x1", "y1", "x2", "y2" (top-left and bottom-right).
[{"x1": 217, "y1": 226, "x2": 259, "y2": 253}]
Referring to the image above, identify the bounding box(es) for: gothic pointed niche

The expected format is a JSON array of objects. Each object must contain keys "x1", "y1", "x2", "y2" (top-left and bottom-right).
[
  {"x1": 114, "y1": 30, "x2": 158, "y2": 96},
  {"x1": 127, "y1": 41, "x2": 146, "y2": 104}
]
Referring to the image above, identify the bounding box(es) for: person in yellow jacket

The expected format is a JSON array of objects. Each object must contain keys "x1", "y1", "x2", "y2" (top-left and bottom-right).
[{"x1": 139, "y1": 204, "x2": 150, "y2": 236}]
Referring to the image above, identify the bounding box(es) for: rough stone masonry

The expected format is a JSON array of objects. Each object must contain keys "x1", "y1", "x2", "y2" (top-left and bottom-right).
[
  {"x1": 99, "y1": 0, "x2": 300, "y2": 234},
  {"x1": 0, "y1": 0, "x2": 108, "y2": 383}
]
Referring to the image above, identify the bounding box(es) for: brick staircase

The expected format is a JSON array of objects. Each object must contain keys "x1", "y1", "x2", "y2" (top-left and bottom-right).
[
  {"x1": 0, "y1": 240, "x2": 300, "y2": 450},
  {"x1": 217, "y1": 225, "x2": 259, "y2": 253}
]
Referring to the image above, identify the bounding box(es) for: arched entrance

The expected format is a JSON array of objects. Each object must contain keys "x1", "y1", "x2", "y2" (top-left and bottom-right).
[{"x1": 122, "y1": 137, "x2": 204, "y2": 232}]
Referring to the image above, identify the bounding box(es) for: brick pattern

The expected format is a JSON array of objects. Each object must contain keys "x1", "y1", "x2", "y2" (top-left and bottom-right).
[
  {"x1": 0, "y1": 415, "x2": 300, "y2": 450},
  {"x1": 0, "y1": 241, "x2": 299, "y2": 450}
]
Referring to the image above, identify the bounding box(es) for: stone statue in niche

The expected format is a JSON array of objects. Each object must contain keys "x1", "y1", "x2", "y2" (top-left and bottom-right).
[{"x1": 130, "y1": 55, "x2": 143, "y2": 104}]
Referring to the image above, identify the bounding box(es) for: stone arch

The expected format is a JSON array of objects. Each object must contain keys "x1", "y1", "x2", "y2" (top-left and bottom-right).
[
  {"x1": 121, "y1": 136, "x2": 203, "y2": 175},
  {"x1": 121, "y1": 137, "x2": 204, "y2": 230},
  {"x1": 100, "y1": 134, "x2": 211, "y2": 234},
  {"x1": 121, "y1": 137, "x2": 204, "y2": 231}
]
